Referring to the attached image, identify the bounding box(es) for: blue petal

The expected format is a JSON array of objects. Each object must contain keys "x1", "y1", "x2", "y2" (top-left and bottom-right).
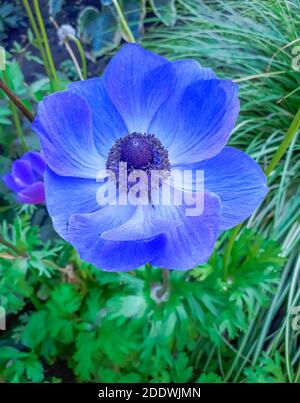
[
  {"x1": 104, "y1": 44, "x2": 176, "y2": 133},
  {"x1": 21, "y1": 152, "x2": 46, "y2": 178},
  {"x1": 158, "y1": 79, "x2": 239, "y2": 166},
  {"x1": 2, "y1": 173, "x2": 22, "y2": 192},
  {"x1": 68, "y1": 205, "x2": 164, "y2": 271},
  {"x1": 44, "y1": 168, "x2": 103, "y2": 239},
  {"x1": 100, "y1": 204, "x2": 181, "y2": 241},
  {"x1": 68, "y1": 78, "x2": 127, "y2": 158},
  {"x1": 32, "y1": 91, "x2": 105, "y2": 178},
  {"x1": 152, "y1": 191, "x2": 221, "y2": 269},
  {"x1": 12, "y1": 160, "x2": 35, "y2": 187},
  {"x1": 17, "y1": 181, "x2": 45, "y2": 204},
  {"x1": 176, "y1": 147, "x2": 268, "y2": 230},
  {"x1": 149, "y1": 59, "x2": 216, "y2": 145},
  {"x1": 97, "y1": 237, "x2": 165, "y2": 272}
]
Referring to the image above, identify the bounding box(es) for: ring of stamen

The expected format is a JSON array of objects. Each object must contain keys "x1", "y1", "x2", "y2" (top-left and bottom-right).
[{"x1": 106, "y1": 132, "x2": 171, "y2": 177}]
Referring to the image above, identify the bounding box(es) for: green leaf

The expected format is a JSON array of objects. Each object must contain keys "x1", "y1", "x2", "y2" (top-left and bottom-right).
[
  {"x1": 0, "y1": 347, "x2": 28, "y2": 360},
  {"x1": 49, "y1": 283, "x2": 81, "y2": 315},
  {"x1": 123, "y1": 0, "x2": 146, "y2": 39},
  {"x1": 170, "y1": 352, "x2": 193, "y2": 382},
  {"x1": 48, "y1": 0, "x2": 64, "y2": 17},
  {"x1": 78, "y1": 6, "x2": 120, "y2": 55},
  {"x1": 149, "y1": 0, "x2": 177, "y2": 26},
  {"x1": 25, "y1": 355, "x2": 44, "y2": 383},
  {"x1": 196, "y1": 373, "x2": 223, "y2": 383},
  {"x1": 21, "y1": 311, "x2": 47, "y2": 350},
  {"x1": 108, "y1": 295, "x2": 147, "y2": 319},
  {"x1": 74, "y1": 331, "x2": 99, "y2": 380}
]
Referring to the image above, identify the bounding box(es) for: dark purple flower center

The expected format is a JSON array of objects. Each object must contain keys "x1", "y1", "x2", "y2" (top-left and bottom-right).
[
  {"x1": 121, "y1": 137, "x2": 153, "y2": 169},
  {"x1": 106, "y1": 132, "x2": 170, "y2": 175}
]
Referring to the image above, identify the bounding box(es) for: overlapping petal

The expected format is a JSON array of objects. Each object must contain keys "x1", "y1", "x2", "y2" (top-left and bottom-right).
[
  {"x1": 152, "y1": 191, "x2": 221, "y2": 269},
  {"x1": 68, "y1": 78, "x2": 127, "y2": 158},
  {"x1": 12, "y1": 160, "x2": 35, "y2": 187},
  {"x1": 2, "y1": 152, "x2": 46, "y2": 204},
  {"x1": 22, "y1": 151, "x2": 47, "y2": 177},
  {"x1": 149, "y1": 59, "x2": 216, "y2": 145},
  {"x1": 44, "y1": 168, "x2": 103, "y2": 239},
  {"x1": 100, "y1": 204, "x2": 181, "y2": 241},
  {"x1": 104, "y1": 44, "x2": 176, "y2": 133},
  {"x1": 68, "y1": 206, "x2": 165, "y2": 271},
  {"x1": 2, "y1": 173, "x2": 23, "y2": 193},
  {"x1": 32, "y1": 91, "x2": 104, "y2": 178},
  {"x1": 166, "y1": 79, "x2": 239, "y2": 165},
  {"x1": 174, "y1": 147, "x2": 268, "y2": 230},
  {"x1": 17, "y1": 181, "x2": 45, "y2": 204}
]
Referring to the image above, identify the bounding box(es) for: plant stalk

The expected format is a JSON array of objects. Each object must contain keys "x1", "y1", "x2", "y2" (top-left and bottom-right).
[
  {"x1": 51, "y1": 19, "x2": 87, "y2": 81},
  {"x1": 22, "y1": 0, "x2": 54, "y2": 90},
  {"x1": 32, "y1": 0, "x2": 60, "y2": 90},
  {"x1": 157, "y1": 268, "x2": 170, "y2": 298},
  {"x1": 112, "y1": 0, "x2": 135, "y2": 43},
  {"x1": 0, "y1": 79, "x2": 34, "y2": 123},
  {"x1": 265, "y1": 105, "x2": 300, "y2": 176}
]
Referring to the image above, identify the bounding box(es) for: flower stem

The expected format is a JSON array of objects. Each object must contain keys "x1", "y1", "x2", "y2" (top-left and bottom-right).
[
  {"x1": 0, "y1": 79, "x2": 34, "y2": 123},
  {"x1": 32, "y1": 0, "x2": 60, "y2": 90},
  {"x1": 223, "y1": 223, "x2": 241, "y2": 278},
  {"x1": 223, "y1": 104, "x2": 300, "y2": 273},
  {"x1": 0, "y1": 236, "x2": 24, "y2": 256},
  {"x1": 112, "y1": 0, "x2": 135, "y2": 43},
  {"x1": 69, "y1": 35, "x2": 87, "y2": 80},
  {"x1": 51, "y1": 19, "x2": 87, "y2": 81},
  {"x1": 157, "y1": 268, "x2": 170, "y2": 298},
  {"x1": 9, "y1": 100, "x2": 28, "y2": 151},
  {"x1": 22, "y1": 0, "x2": 54, "y2": 90},
  {"x1": 3, "y1": 70, "x2": 28, "y2": 151}
]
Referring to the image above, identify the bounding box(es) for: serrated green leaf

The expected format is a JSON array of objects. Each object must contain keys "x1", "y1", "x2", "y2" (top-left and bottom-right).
[{"x1": 21, "y1": 311, "x2": 47, "y2": 350}]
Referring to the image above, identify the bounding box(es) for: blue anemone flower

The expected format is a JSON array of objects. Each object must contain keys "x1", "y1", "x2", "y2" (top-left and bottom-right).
[
  {"x1": 3, "y1": 151, "x2": 46, "y2": 204},
  {"x1": 32, "y1": 44, "x2": 267, "y2": 271}
]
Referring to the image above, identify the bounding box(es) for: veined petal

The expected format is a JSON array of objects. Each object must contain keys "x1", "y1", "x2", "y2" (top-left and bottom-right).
[
  {"x1": 165, "y1": 79, "x2": 239, "y2": 165},
  {"x1": 68, "y1": 78, "x2": 127, "y2": 158},
  {"x1": 152, "y1": 191, "x2": 221, "y2": 269},
  {"x1": 104, "y1": 44, "x2": 176, "y2": 133},
  {"x1": 44, "y1": 168, "x2": 103, "y2": 239},
  {"x1": 175, "y1": 147, "x2": 268, "y2": 230},
  {"x1": 149, "y1": 59, "x2": 216, "y2": 146},
  {"x1": 68, "y1": 204, "x2": 164, "y2": 271},
  {"x1": 101, "y1": 204, "x2": 181, "y2": 241},
  {"x1": 32, "y1": 91, "x2": 104, "y2": 178}
]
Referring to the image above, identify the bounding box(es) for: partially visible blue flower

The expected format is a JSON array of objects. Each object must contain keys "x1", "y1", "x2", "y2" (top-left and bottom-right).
[
  {"x1": 32, "y1": 44, "x2": 268, "y2": 271},
  {"x1": 3, "y1": 152, "x2": 46, "y2": 204}
]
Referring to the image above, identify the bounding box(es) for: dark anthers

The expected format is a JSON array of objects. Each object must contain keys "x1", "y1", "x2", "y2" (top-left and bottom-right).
[{"x1": 106, "y1": 132, "x2": 171, "y2": 176}]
